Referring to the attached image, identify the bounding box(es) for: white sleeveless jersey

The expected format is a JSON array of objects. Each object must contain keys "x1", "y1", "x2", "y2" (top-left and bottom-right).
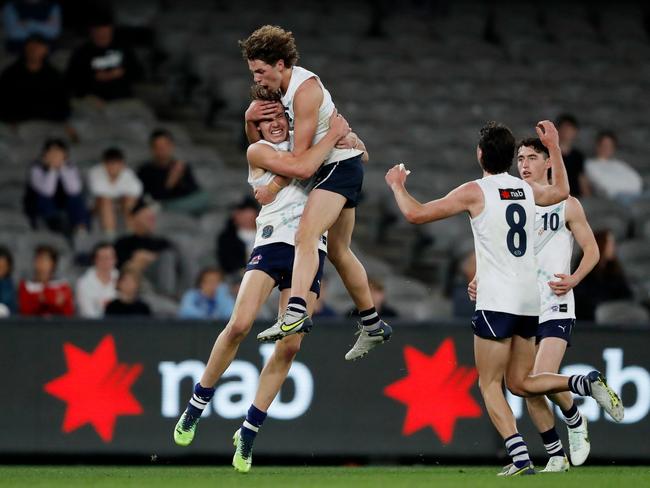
[
  {"x1": 281, "y1": 66, "x2": 363, "y2": 166},
  {"x1": 247, "y1": 139, "x2": 327, "y2": 252},
  {"x1": 471, "y1": 173, "x2": 540, "y2": 316},
  {"x1": 534, "y1": 200, "x2": 575, "y2": 322}
]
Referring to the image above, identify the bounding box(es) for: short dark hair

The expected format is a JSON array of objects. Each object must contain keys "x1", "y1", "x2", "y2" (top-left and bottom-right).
[
  {"x1": 195, "y1": 266, "x2": 223, "y2": 287},
  {"x1": 596, "y1": 130, "x2": 618, "y2": 146},
  {"x1": 92, "y1": 242, "x2": 114, "y2": 262},
  {"x1": 239, "y1": 25, "x2": 299, "y2": 68},
  {"x1": 35, "y1": 244, "x2": 58, "y2": 266},
  {"x1": 42, "y1": 138, "x2": 68, "y2": 153},
  {"x1": 149, "y1": 128, "x2": 174, "y2": 145},
  {"x1": 517, "y1": 137, "x2": 549, "y2": 158},
  {"x1": 478, "y1": 121, "x2": 515, "y2": 174},
  {"x1": 556, "y1": 113, "x2": 579, "y2": 129},
  {"x1": 102, "y1": 147, "x2": 124, "y2": 162},
  {"x1": 0, "y1": 246, "x2": 13, "y2": 274}
]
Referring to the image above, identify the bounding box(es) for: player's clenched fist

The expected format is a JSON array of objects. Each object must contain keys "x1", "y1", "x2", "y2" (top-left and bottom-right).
[
  {"x1": 328, "y1": 109, "x2": 351, "y2": 139},
  {"x1": 535, "y1": 120, "x2": 560, "y2": 149},
  {"x1": 385, "y1": 163, "x2": 411, "y2": 188},
  {"x1": 245, "y1": 99, "x2": 284, "y2": 123}
]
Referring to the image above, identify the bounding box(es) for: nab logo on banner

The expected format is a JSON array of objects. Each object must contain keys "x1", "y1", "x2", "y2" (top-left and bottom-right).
[
  {"x1": 44, "y1": 335, "x2": 143, "y2": 442},
  {"x1": 384, "y1": 338, "x2": 481, "y2": 444}
]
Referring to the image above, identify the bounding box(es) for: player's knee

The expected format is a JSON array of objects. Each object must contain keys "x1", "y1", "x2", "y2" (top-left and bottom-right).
[
  {"x1": 224, "y1": 318, "x2": 252, "y2": 344},
  {"x1": 276, "y1": 337, "x2": 302, "y2": 362},
  {"x1": 505, "y1": 378, "x2": 529, "y2": 398},
  {"x1": 294, "y1": 227, "x2": 320, "y2": 250},
  {"x1": 327, "y1": 241, "x2": 349, "y2": 264}
]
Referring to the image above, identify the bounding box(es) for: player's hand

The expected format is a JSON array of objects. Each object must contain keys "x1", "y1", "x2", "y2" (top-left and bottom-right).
[
  {"x1": 385, "y1": 163, "x2": 411, "y2": 189},
  {"x1": 536, "y1": 120, "x2": 560, "y2": 149},
  {"x1": 245, "y1": 100, "x2": 283, "y2": 122},
  {"x1": 328, "y1": 109, "x2": 351, "y2": 139},
  {"x1": 254, "y1": 185, "x2": 277, "y2": 205},
  {"x1": 467, "y1": 278, "x2": 477, "y2": 301},
  {"x1": 548, "y1": 273, "x2": 578, "y2": 296},
  {"x1": 336, "y1": 131, "x2": 359, "y2": 149}
]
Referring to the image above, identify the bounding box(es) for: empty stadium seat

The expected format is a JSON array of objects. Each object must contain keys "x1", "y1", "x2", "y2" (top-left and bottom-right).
[{"x1": 595, "y1": 300, "x2": 650, "y2": 326}]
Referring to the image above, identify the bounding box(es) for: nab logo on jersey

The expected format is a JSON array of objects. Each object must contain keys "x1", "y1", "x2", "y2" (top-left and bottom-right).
[{"x1": 499, "y1": 188, "x2": 525, "y2": 200}]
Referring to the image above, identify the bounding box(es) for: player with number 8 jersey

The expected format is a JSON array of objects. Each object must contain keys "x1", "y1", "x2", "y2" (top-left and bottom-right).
[
  {"x1": 385, "y1": 120, "x2": 625, "y2": 477},
  {"x1": 470, "y1": 173, "x2": 539, "y2": 319}
]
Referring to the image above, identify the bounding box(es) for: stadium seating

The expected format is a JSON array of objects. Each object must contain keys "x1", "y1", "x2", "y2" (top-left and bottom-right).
[{"x1": 0, "y1": 0, "x2": 648, "y2": 323}]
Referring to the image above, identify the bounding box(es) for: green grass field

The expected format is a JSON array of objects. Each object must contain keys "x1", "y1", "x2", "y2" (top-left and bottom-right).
[{"x1": 1, "y1": 466, "x2": 649, "y2": 488}]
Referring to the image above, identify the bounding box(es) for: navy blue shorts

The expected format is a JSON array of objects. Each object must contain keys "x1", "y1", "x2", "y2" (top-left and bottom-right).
[
  {"x1": 471, "y1": 310, "x2": 538, "y2": 340},
  {"x1": 245, "y1": 242, "x2": 326, "y2": 297},
  {"x1": 312, "y1": 154, "x2": 364, "y2": 208},
  {"x1": 536, "y1": 319, "x2": 574, "y2": 346}
]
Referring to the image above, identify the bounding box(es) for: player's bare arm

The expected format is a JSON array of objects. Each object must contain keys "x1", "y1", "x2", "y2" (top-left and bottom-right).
[
  {"x1": 247, "y1": 111, "x2": 350, "y2": 181},
  {"x1": 548, "y1": 196, "x2": 599, "y2": 296},
  {"x1": 291, "y1": 78, "x2": 322, "y2": 156},
  {"x1": 385, "y1": 164, "x2": 484, "y2": 224},
  {"x1": 527, "y1": 121, "x2": 570, "y2": 206}
]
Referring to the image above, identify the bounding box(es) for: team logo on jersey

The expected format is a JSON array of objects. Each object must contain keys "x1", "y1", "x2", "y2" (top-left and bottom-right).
[
  {"x1": 249, "y1": 254, "x2": 262, "y2": 266},
  {"x1": 498, "y1": 188, "x2": 526, "y2": 200},
  {"x1": 262, "y1": 225, "x2": 274, "y2": 239}
]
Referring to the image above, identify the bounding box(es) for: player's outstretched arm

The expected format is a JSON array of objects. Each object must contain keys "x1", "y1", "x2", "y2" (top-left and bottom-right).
[
  {"x1": 548, "y1": 196, "x2": 600, "y2": 296},
  {"x1": 247, "y1": 111, "x2": 350, "y2": 180},
  {"x1": 529, "y1": 120, "x2": 570, "y2": 206},
  {"x1": 385, "y1": 164, "x2": 483, "y2": 224}
]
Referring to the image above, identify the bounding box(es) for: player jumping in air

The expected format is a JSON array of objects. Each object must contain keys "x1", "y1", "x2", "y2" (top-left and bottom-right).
[
  {"x1": 239, "y1": 25, "x2": 392, "y2": 360},
  {"x1": 469, "y1": 137, "x2": 599, "y2": 472},
  {"x1": 173, "y1": 89, "x2": 352, "y2": 473},
  {"x1": 385, "y1": 121, "x2": 623, "y2": 476}
]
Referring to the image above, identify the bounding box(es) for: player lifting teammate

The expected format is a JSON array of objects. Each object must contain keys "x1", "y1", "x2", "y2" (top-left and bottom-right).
[
  {"x1": 173, "y1": 88, "x2": 352, "y2": 473},
  {"x1": 469, "y1": 137, "x2": 599, "y2": 472},
  {"x1": 239, "y1": 25, "x2": 392, "y2": 360},
  {"x1": 385, "y1": 121, "x2": 624, "y2": 476}
]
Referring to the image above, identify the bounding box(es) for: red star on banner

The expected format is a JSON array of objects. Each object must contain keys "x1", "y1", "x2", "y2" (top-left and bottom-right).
[
  {"x1": 44, "y1": 335, "x2": 143, "y2": 442},
  {"x1": 500, "y1": 190, "x2": 511, "y2": 199},
  {"x1": 384, "y1": 338, "x2": 481, "y2": 444}
]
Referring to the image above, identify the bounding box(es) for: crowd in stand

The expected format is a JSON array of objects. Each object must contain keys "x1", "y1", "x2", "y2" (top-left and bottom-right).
[{"x1": 0, "y1": 1, "x2": 647, "y2": 324}]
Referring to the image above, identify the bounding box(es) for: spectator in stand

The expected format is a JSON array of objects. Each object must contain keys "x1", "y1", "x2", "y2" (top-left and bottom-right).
[
  {"x1": 585, "y1": 131, "x2": 643, "y2": 204},
  {"x1": 312, "y1": 276, "x2": 338, "y2": 318},
  {"x1": 137, "y1": 129, "x2": 209, "y2": 214},
  {"x1": 0, "y1": 34, "x2": 71, "y2": 128},
  {"x1": 66, "y1": 13, "x2": 141, "y2": 101},
  {"x1": 217, "y1": 196, "x2": 259, "y2": 275},
  {"x1": 88, "y1": 147, "x2": 142, "y2": 236},
  {"x1": 18, "y1": 244, "x2": 74, "y2": 317},
  {"x1": 178, "y1": 266, "x2": 235, "y2": 320},
  {"x1": 105, "y1": 267, "x2": 151, "y2": 316},
  {"x1": 23, "y1": 138, "x2": 90, "y2": 237},
  {"x1": 574, "y1": 229, "x2": 633, "y2": 321},
  {"x1": 75, "y1": 242, "x2": 117, "y2": 318},
  {"x1": 348, "y1": 276, "x2": 398, "y2": 319},
  {"x1": 3, "y1": 0, "x2": 61, "y2": 53},
  {"x1": 113, "y1": 196, "x2": 171, "y2": 272},
  {"x1": 556, "y1": 113, "x2": 591, "y2": 197},
  {"x1": 0, "y1": 246, "x2": 17, "y2": 316}
]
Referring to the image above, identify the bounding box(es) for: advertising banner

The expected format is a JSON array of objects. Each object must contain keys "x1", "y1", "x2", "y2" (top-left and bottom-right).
[{"x1": 1, "y1": 319, "x2": 648, "y2": 460}]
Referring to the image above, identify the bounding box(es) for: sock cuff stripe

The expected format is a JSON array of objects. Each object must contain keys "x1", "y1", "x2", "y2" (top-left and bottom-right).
[
  {"x1": 243, "y1": 420, "x2": 259, "y2": 432},
  {"x1": 505, "y1": 434, "x2": 524, "y2": 448},
  {"x1": 189, "y1": 398, "x2": 208, "y2": 410},
  {"x1": 510, "y1": 445, "x2": 528, "y2": 456},
  {"x1": 192, "y1": 394, "x2": 209, "y2": 405}
]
